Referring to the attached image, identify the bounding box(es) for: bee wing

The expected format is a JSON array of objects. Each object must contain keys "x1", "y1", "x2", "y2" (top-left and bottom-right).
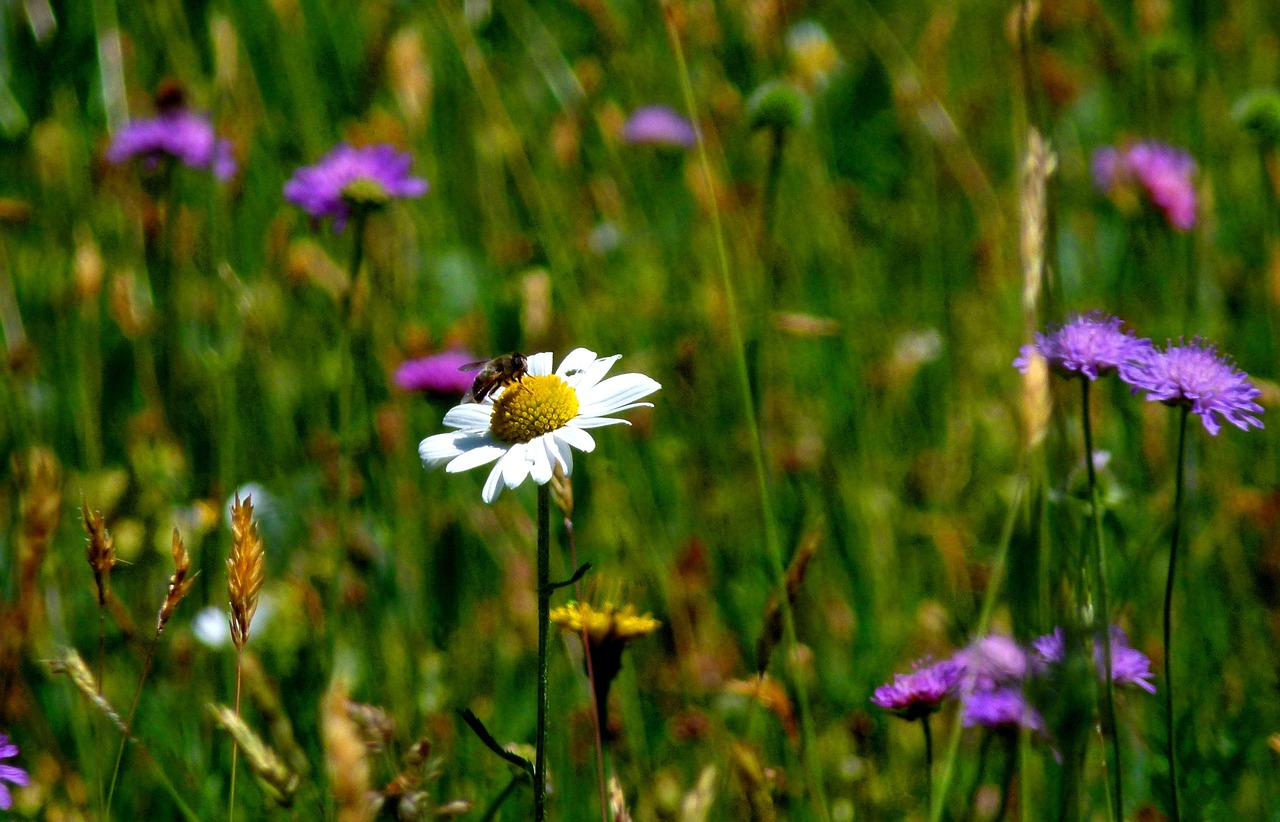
[{"x1": 459, "y1": 360, "x2": 489, "y2": 372}]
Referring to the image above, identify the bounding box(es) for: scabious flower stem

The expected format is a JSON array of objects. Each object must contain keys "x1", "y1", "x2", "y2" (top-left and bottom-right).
[
  {"x1": 922, "y1": 715, "x2": 934, "y2": 814},
  {"x1": 1164, "y1": 406, "x2": 1189, "y2": 822},
  {"x1": 1081, "y1": 379, "x2": 1123, "y2": 821},
  {"x1": 535, "y1": 483, "x2": 551, "y2": 822},
  {"x1": 335, "y1": 210, "x2": 367, "y2": 613},
  {"x1": 662, "y1": 12, "x2": 830, "y2": 822}
]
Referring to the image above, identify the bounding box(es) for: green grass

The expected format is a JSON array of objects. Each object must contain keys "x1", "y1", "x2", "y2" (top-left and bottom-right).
[{"x1": 2, "y1": 1, "x2": 1280, "y2": 819}]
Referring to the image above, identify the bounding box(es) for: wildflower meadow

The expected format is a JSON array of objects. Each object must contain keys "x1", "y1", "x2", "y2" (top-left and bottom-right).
[{"x1": 4, "y1": 1, "x2": 1280, "y2": 820}]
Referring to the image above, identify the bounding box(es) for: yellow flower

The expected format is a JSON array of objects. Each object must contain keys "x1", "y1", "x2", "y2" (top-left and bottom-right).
[{"x1": 550, "y1": 601, "x2": 661, "y2": 646}]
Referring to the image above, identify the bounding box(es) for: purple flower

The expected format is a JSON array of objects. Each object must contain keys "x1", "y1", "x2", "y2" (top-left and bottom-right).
[
  {"x1": 953, "y1": 634, "x2": 1034, "y2": 691},
  {"x1": 870, "y1": 658, "x2": 963, "y2": 720},
  {"x1": 394, "y1": 349, "x2": 478, "y2": 396},
  {"x1": 1126, "y1": 338, "x2": 1264, "y2": 435},
  {"x1": 284, "y1": 144, "x2": 428, "y2": 230},
  {"x1": 1093, "y1": 141, "x2": 1197, "y2": 231},
  {"x1": 621, "y1": 106, "x2": 697, "y2": 149},
  {"x1": 961, "y1": 687, "x2": 1046, "y2": 734},
  {"x1": 106, "y1": 109, "x2": 237, "y2": 179},
  {"x1": 1100, "y1": 627, "x2": 1156, "y2": 694},
  {"x1": 1032, "y1": 627, "x2": 1065, "y2": 666},
  {"x1": 0, "y1": 734, "x2": 28, "y2": 811},
  {"x1": 1013, "y1": 311, "x2": 1152, "y2": 382}
]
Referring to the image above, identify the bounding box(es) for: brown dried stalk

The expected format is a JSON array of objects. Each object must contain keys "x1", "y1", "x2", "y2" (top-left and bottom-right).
[
  {"x1": 755, "y1": 531, "x2": 820, "y2": 675},
  {"x1": 82, "y1": 503, "x2": 117, "y2": 609},
  {"x1": 227, "y1": 495, "x2": 265, "y2": 651},
  {"x1": 14, "y1": 448, "x2": 61, "y2": 641},
  {"x1": 322, "y1": 679, "x2": 372, "y2": 822},
  {"x1": 209, "y1": 704, "x2": 300, "y2": 807}
]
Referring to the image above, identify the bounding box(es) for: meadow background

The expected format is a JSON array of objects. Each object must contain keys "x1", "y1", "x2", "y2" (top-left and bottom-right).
[{"x1": 2, "y1": 0, "x2": 1280, "y2": 819}]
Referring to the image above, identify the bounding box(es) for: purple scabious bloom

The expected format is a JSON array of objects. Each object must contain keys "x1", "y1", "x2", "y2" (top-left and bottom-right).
[
  {"x1": 0, "y1": 734, "x2": 28, "y2": 810},
  {"x1": 953, "y1": 634, "x2": 1034, "y2": 692},
  {"x1": 621, "y1": 106, "x2": 697, "y2": 149},
  {"x1": 106, "y1": 109, "x2": 237, "y2": 179},
  {"x1": 1093, "y1": 141, "x2": 1197, "y2": 231},
  {"x1": 1099, "y1": 627, "x2": 1156, "y2": 694},
  {"x1": 1032, "y1": 627, "x2": 1065, "y2": 666},
  {"x1": 1013, "y1": 311, "x2": 1152, "y2": 382},
  {"x1": 1126, "y1": 338, "x2": 1264, "y2": 435},
  {"x1": 284, "y1": 144, "x2": 428, "y2": 230},
  {"x1": 394, "y1": 349, "x2": 477, "y2": 396},
  {"x1": 870, "y1": 658, "x2": 963, "y2": 720},
  {"x1": 961, "y1": 687, "x2": 1046, "y2": 734}
]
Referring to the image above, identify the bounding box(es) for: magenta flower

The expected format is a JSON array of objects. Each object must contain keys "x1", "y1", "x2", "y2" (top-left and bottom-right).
[
  {"x1": 0, "y1": 734, "x2": 28, "y2": 811},
  {"x1": 1093, "y1": 141, "x2": 1197, "y2": 231},
  {"x1": 394, "y1": 349, "x2": 478, "y2": 396},
  {"x1": 1126, "y1": 339, "x2": 1264, "y2": 435},
  {"x1": 284, "y1": 144, "x2": 428, "y2": 230},
  {"x1": 1031, "y1": 627, "x2": 1065, "y2": 666},
  {"x1": 621, "y1": 106, "x2": 697, "y2": 149},
  {"x1": 870, "y1": 658, "x2": 963, "y2": 720},
  {"x1": 106, "y1": 109, "x2": 236, "y2": 179},
  {"x1": 1014, "y1": 311, "x2": 1152, "y2": 382},
  {"x1": 961, "y1": 687, "x2": 1046, "y2": 734}
]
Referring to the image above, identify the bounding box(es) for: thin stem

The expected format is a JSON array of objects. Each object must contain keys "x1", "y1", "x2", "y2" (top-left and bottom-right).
[
  {"x1": 922, "y1": 714, "x2": 934, "y2": 815},
  {"x1": 993, "y1": 736, "x2": 1017, "y2": 822},
  {"x1": 962, "y1": 732, "x2": 995, "y2": 822},
  {"x1": 535, "y1": 483, "x2": 551, "y2": 822},
  {"x1": 1081, "y1": 379, "x2": 1123, "y2": 821},
  {"x1": 565, "y1": 513, "x2": 610, "y2": 822},
  {"x1": 229, "y1": 651, "x2": 243, "y2": 822},
  {"x1": 481, "y1": 776, "x2": 521, "y2": 822},
  {"x1": 1164, "y1": 406, "x2": 1189, "y2": 822},
  {"x1": 660, "y1": 8, "x2": 830, "y2": 820},
  {"x1": 334, "y1": 212, "x2": 367, "y2": 614},
  {"x1": 106, "y1": 638, "x2": 158, "y2": 814},
  {"x1": 96, "y1": 604, "x2": 106, "y2": 816}
]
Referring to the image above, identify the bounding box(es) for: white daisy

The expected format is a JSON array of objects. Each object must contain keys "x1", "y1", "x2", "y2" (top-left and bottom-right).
[{"x1": 418, "y1": 348, "x2": 660, "y2": 503}]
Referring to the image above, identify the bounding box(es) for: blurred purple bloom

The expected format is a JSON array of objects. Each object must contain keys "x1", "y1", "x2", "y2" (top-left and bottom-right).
[
  {"x1": 284, "y1": 144, "x2": 428, "y2": 230},
  {"x1": 870, "y1": 658, "x2": 963, "y2": 720},
  {"x1": 1013, "y1": 311, "x2": 1152, "y2": 382},
  {"x1": 0, "y1": 734, "x2": 28, "y2": 811},
  {"x1": 622, "y1": 106, "x2": 697, "y2": 149},
  {"x1": 394, "y1": 349, "x2": 477, "y2": 396},
  {"x1": 106, "y1": 109, "x2": 237, "y2": 179},
  {"x1": 1032, "y1": 627, "x2": 1065, "y2": 666},
  {"x1": 1101, "y1": 627, "x2": 1156, "y2": 694},
  {"x1": 954, "y1": 634, "x2": 1033, "y2": 691},
  {"x1": 1126, "y1": 339, "x2": 1264, "y2": 435},
  {"x1": 1093, "y1": 141, "x2": 1197, "y2": 231},
  {"x1": 962, "y1": 687, "x2": 1046, "y2": 734}
]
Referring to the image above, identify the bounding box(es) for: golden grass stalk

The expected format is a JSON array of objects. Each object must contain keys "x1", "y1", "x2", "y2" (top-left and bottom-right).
[
  {"x1": 607, "y1": 774, "x2": 633, "y2": 822},
  {"x1": 321, "y1": 678, "x2": 372, "y2": 822},
  {"x1": 82, "y1": 503, "x2": 117, "y2": 610},
  {"x1": 157, "y1": 527, "x2": 196, "y2": 635},
  {"x1": 227, "y1": 495, "x2": 265, "y2": 652},
  {"x1": 48, "y1": 647, "x2": 125, "y2": 732},
  {"x1": 209, "y1": 705, "x2": 300, "y2": 807},
  {"x1": 1018, "y1": 129, "x2": 1056, "y2": 449}
]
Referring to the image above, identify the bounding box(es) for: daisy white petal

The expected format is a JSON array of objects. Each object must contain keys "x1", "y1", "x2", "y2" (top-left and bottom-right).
[
  {"x1": 569, "y1": 354, "x2": 621, "y2": 393},
  {"x1": 502, "y1": 444, "x2": 532, "y2": 489},
  {"x1": 579, "y1": 374, "x2": 661, "y2": 416},
  {"x1": 528, "y1": 438, "x2": 555, "y2": 484},
  {"x1": 442, "y1": 403, "x2": 495, "y2": 430},
  {"x1": 419, "y1": 431, "x2": 472, "y2": 466},
  {"x1": 553, "y1": 425, "x2": 596, "y2": 452},
  {"x1": 555, "y1": 347, "x2": 599, "y2": 378},
  {"x1": 446, "y1": 443, "x2": 508, "y2": 473},
  {"x1": 549, "y1": 433, "x2": 574, "y2": 474},
  {"x1": 483, "y1": 461, "x2": 505, "y2": 503},
  {"x1": 569, "y1": 416, "x2": 633, "y2": 429},
  {"x1": 526, "y1": 351, "x2": 554, "y2": 376}
]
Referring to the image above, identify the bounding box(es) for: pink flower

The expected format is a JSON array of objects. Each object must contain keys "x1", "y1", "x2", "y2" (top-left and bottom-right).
[{"x1": 1093, "y1": 141, "x2": 1197, "y2": 231}]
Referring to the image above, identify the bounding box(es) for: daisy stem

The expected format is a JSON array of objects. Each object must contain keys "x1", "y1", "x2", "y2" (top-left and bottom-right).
[
  {"x1": 661, "y1": 9, "x2": 830, "y2": 821},
  {"x1": 1163, "y1": 406, "x2": 1189, "y2": 822},
  {"x1": 1081, "y1": 379, "x2": 1123, "y2": 821},
  {"x1": 535, "y1": 482, "x2": 551, "y2": 822}
]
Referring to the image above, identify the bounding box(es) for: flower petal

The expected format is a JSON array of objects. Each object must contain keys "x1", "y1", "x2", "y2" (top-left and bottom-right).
[
  {"x1": 555, "y1": 347, "x2": 599, "y2": 379},
  {"x1": 419, "y1": 431, "x2": 469, "y2": 466},
  {"x1": 501, "y1": 443, "x2": 532, "y2": 489},
  {"x1": 528, "y1": 437, "x2": 554, "y2": 484},
  {"x1": 442, "y1": 403, "x2": 494, "y2": 430},
  {"x1": 445, "y1": 443, "x2": 508, "y2": 473},
  {"x1": 553, "y1": 425, "x2": 596, "y2": 452},
  {"x1": 578, "y1": 374, "x2": 661, "y2": 417},
  {"x1": 549, "y1": 433, "x2": 574, "y2": 474},
  {"x1": 526, "y1": 351, "x2": 554, "y2": 377},
  {"x1": 483, "y1": 460, "x2": 505, "y2": 504},
  {"x1": 569, "y1": 354, "x2": 621, "y2": 393},
  {"x1": 569, "y1": 416, "x2": 633, "y2": 429}
]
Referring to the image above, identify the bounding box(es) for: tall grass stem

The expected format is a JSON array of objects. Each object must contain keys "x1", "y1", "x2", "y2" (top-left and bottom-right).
[
  {"x1": 659, "y1": 7, "x2": 830, "y2": 819},
  {"x1": 1163, "y1": 406, "x2": 1189, "y2": 822},
  {"x1": 1081, "y1": 379, "x2": 1123, "y2": 820}
]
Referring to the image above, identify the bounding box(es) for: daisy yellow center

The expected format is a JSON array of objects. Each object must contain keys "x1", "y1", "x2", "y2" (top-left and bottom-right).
[{"x1": 489, "y1": 374, "x2": 579, "y2": 444}]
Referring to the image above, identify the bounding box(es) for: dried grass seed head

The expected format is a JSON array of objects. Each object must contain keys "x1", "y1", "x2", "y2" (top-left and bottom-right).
[{"x1": 227, "y1": 494, "x2": 266, "y2": 651}]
